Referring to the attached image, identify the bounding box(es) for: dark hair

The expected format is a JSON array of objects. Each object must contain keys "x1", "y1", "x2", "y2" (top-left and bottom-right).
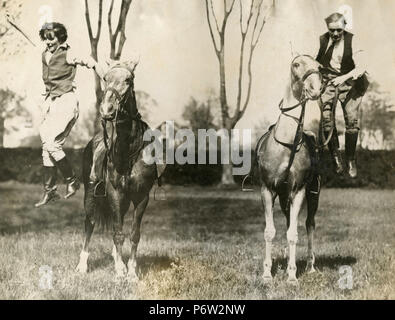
[
  {"x1": 325, "y1": 13, "x2": 347, "y2": 25},
  {"x1": 39, "y1": 22, "x2": 68, "y2": 43}
]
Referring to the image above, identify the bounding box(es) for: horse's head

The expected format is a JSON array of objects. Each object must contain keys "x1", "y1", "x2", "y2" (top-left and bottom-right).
[
  {"x1": 100, "y1": 60, "x2": 138, "y2": 121},
  {"x1": 290, "y1": 55, "x2": 322, "y2": 101}
]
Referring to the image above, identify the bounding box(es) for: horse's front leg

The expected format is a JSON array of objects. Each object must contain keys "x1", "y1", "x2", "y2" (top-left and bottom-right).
[
  {"x1": 76, "y1": 186, "x2": 95, "y2": 273},
  {"x1": 76, "y1": 217, "x2": 95, "y2": 273},
  {"x1": 287, "y1": 188, "x2": 305, "y2": 285},
  {"x1": 261, "y1": 186, "x2": 276, "y2": 283},
  {"x1": 127, "y1": 194, "x2": 149, "y2": 281},
  {"x1": 108, "y1": 187, "x2": 127, "y2": 277},
  {"x1": 305, "y1": 174, "x2": 320, "y2": 273}
]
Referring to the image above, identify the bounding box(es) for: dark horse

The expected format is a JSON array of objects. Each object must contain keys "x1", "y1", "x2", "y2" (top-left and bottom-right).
[
  {"x1": 256, "y1": 55, "x2": 323, "y2": 284},
  {"x1": 76, "y1": 61, "x2": 160, "y2": 279}
]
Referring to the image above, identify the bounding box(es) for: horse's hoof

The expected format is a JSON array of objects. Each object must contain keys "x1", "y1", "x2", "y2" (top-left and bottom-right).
[
  {"x1": 287, "y1": 277, "x2": 299, "y2": 286},
  {"x1": 75, "y1": 263, "x2": 88, "y2": 274},
  {"x1": 115, "y1": 264, "x2": 127, "y2": 278},
  {"x1": 306, "y1": 266, "x2": 316, "y2": 274},
  {"x1": 127, "y1": 271, "x2": 139, "y2": 283}
]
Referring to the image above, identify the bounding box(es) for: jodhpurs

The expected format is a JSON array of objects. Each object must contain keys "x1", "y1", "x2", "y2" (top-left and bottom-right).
[
  {"x1": 319, "y1": 72, "x2": 363, "y2": 139},
  {"x1": 39, "y1": 92, "x2": 79, "y2": 167}
]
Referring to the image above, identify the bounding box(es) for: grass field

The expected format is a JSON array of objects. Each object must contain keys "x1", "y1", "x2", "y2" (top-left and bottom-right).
[{"x1": 0, "y1": 181, "x2": 394, "y2": 300}]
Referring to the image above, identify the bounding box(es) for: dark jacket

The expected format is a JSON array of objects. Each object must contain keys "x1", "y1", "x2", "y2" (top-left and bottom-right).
[{"x1": 42, "y1": 44, "x2": 76, "y2": 98}]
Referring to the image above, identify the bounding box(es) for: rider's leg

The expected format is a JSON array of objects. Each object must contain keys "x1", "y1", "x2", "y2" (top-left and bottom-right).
[
  {"x1": 319, "y1": 82, "x2": 343, "y2": 175},
  {"x1": 42, "y1": 93, "x2": 80, "y2": 198},
  {"x1": 35, "y1": 150, "x2": 60, "y2": 207},
  {"x1": 342, "y1": 92, "x2": 363, "y2": 178},
  {"x1": 321, "y1": 105, "x2": 343, "y2": 174},
  {"x1": 55, "y1": 156, "x2": 80, "y2": 198}
]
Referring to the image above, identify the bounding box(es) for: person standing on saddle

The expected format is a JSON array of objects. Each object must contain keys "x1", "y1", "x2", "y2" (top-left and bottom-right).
[
  {"x1": 35, "y1": 22, "x2": 103, "y2": 207},
  {"x1": 316, "y1": 13, "x2": 369, "y2": 178}
]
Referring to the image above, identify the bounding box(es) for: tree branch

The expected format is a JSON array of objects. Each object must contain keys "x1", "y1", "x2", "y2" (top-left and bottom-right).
[
  {"x1": 114, "y1": 0, "x2": 132, "y2": 59},
  {"x1": 239, "y1": 0, "x2": 271, "y2": 120},
  {"x1": 84, "y1": 0, "x2": 94, "y2": 41},
  {"x1": 205, "y1": 0, "x2": 220, "y2": 57},
  {"x1": 108, "y1": 0, "x2": 115, "y2": 37},
  {"x1": 95, "y1": 0, "x2": 103, "y2": 40},
  {"x1": 225, "y1": 0, "x2": 236, "y2": 15},
  {"x1": 210, "y1": 0, "x2": 221, "y2": 35}
]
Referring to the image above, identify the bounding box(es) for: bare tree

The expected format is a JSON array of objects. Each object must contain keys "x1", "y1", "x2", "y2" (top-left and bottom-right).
[
  {"x1": 108, "y1": 0, "x2": 133, "y2": 60},
  {"x1": 205, "y1": 0, "x2": 272, "y2": 185},
  {"x1": 84, "y1": 0, "x2": 133, "y2": 133},
  {"x1": 85, "y1": 0, "x2": 104, "y2": 134}
]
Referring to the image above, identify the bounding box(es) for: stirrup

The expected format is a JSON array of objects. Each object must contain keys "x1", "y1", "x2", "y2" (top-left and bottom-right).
[
  {"x1": 93, "y1": 180, "x2": 106, "y2": 197},
  {"x1": 241, "y1": 174, "x2": 254, "y2": 192},
  {"x1": 154, "y1": 186, "x2": 166, "y2": 201}
]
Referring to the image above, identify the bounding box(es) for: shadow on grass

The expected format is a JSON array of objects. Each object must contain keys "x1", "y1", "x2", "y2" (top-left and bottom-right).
[
  {"x1": 272, "y1": 255, "x2": 357, "y2": 277},
  {"x1": 89, "y1": 253, "x2": 114, "y2": 272},
  {"x1": 87, "y1": 252, "x2": 175, "y2": 277},
  {"x1": 137, "y1": 254, "x2": 176, "y2": 277}
]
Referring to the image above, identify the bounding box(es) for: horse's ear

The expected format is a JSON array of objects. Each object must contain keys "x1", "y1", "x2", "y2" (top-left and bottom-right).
[
  {"x1": 292, "y1": 50, "x2": 300, "y2": 58},
  {"x1": 289, "y1": 41, "x2": 300, "y2": 58},
  {"x1": 125, "y1": 56, "x2": 140, "y2": 73}
]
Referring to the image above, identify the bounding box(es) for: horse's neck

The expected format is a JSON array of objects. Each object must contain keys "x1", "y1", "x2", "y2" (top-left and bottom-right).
[
  {"x1": 278, "y1": 79, "x2": 303, "y2": 120},
  {"x1": 128, "y1": 88, "x2": 138, "y2": 117}
]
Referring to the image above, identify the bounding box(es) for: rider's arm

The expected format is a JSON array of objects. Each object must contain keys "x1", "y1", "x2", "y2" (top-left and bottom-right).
[{"x1": 66, "y1": 49, "x2": 104, "y2": 80}]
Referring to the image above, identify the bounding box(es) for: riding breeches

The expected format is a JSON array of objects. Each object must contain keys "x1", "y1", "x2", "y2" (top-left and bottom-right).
[
  {"x1": 39, "y1": 92, "x2": 79, "y2": 167},
  {"x1": 319, "y1": 73, "x2": 363, "y2": 135}
]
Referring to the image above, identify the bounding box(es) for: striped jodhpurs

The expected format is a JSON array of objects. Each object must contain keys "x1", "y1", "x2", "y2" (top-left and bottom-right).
[{"x1": 39, "y1": 92, "x2": 79, "y2": 167}]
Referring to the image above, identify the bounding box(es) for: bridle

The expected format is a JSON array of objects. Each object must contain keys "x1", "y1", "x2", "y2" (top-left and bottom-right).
[
  {"x1": 279, "y1": 55, "x2": 322, "y2": 113},
  {"x1": 100, "y1": 65, "x2": 143, "y2": 168},
  {"x1": 276, "y1": 55, "x2": 324, "y2": 180},
  {"x1": 94, "y1": 65, "x2": 140, "y2": 197},
  {"x1": 276, "y1": 55, "x2": 322, "y2": 142}
]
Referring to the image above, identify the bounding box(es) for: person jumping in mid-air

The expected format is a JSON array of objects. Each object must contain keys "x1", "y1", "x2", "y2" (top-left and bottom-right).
[{"x1": 35, "y1": 22, "x2": 103, "y2": 207}]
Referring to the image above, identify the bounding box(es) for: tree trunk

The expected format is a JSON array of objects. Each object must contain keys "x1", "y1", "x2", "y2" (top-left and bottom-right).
[
  {"x1": 221, "y1": 162, "x2": 235, "y2": 185},
  {"x1": 0, "y1": 117, "x2": 4, "y2": 147},
  {"x1": 220, "y1": 125, "x2": 236, "y2": 186}
]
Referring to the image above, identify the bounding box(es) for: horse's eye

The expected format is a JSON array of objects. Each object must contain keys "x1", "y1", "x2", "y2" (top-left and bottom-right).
[{"x1": 293, "y1": 63, "x2": 300, "y2": 68}]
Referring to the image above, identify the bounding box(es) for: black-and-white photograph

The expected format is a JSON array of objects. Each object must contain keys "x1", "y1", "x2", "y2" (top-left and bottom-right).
[{"x1": 0, "y1": 0, "x2": 394, "y2": 301}]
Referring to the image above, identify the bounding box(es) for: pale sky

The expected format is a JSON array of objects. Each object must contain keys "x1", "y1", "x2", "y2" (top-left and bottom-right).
[{"x1": 1, "y1": 0, "x2": 395, "y2": 147}]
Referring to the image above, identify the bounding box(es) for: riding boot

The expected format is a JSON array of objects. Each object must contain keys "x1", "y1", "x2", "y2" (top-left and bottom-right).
[
  {"x1": 35, "y1": 166, "x2": 61, "y2": 207},
  {"x1": 345, "y1": 131, "x2": 359, "y2": 178},
  {"x1": 56, "y1": 156, "x2": 80, "y2": 199},
  {"x1": 326, "y1": 133, "x2": 343, "y2": 175}
]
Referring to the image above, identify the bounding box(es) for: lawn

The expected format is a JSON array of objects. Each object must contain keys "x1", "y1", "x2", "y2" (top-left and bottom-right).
[{"x1": 0, "y1": 181, "x2": 394, "y2": 299}]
